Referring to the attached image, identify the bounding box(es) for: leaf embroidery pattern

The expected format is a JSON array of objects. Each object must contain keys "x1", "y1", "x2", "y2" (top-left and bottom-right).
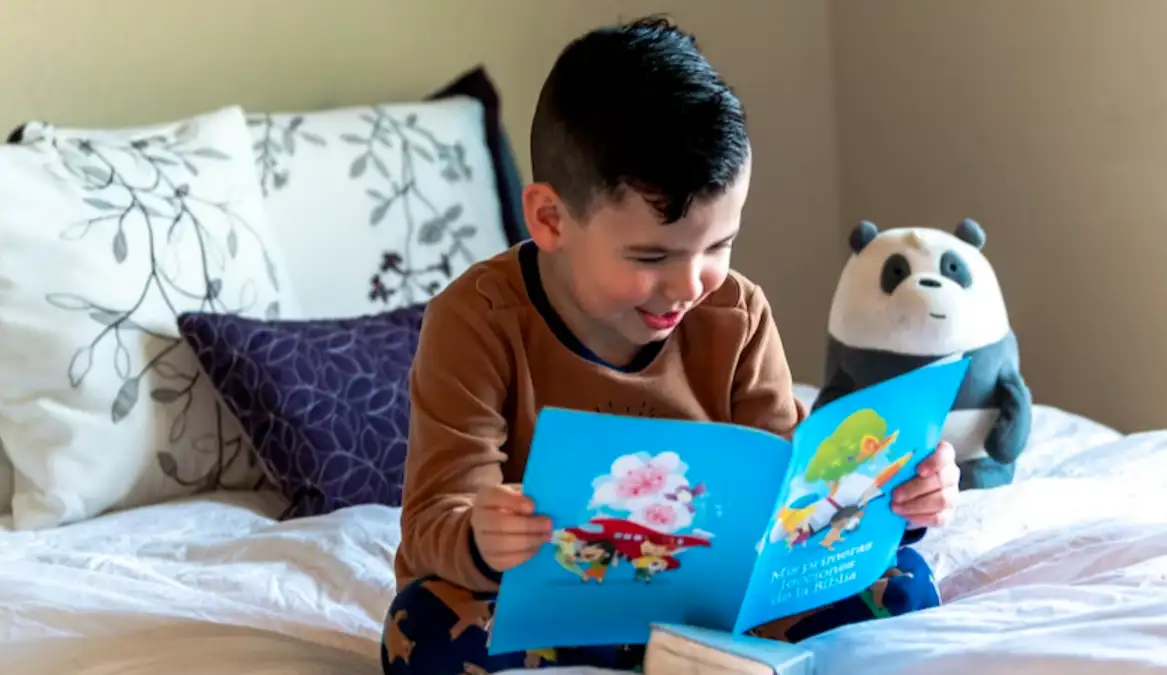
[
  {"x1": 342, "y1": 108, "x2": 480, "y2": 308},
  {"x1": 247, "y1": 114, "x2": 326, "y2": 196},
  {"x1": 41, "y1": 123, "x2": 277, "y2": 491}
]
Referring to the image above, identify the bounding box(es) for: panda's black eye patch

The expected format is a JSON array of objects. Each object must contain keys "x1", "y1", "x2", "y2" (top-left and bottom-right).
[
  {"x1": 939, "y1": 251, "x2": 972, "y2": 289},
  {"x1": 880, "y1": 253, "x2": 911, "y2": 294}
]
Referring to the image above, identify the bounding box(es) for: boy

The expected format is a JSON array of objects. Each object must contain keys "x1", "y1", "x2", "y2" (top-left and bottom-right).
[{"x1": 383, "y1": 16, "x2": 959, "y2": 675}]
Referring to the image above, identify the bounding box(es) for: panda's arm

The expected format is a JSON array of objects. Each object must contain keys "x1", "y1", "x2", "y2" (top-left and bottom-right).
[
  {"x1": 985, "y1": 367, "x2": 1033, "y2": 465},
  {"x1": 810, "y1": 365, "x2": 856, "y2": 413}
]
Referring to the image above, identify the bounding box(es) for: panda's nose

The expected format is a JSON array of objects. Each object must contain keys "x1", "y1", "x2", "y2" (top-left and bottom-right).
[{"x1": 918, "y1": 278, "x2": 941, "y2": 288}]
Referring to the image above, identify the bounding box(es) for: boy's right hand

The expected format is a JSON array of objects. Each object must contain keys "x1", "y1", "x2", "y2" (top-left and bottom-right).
[{"x1": 470, "y1": 484, "x2": 554, "y2": 574}]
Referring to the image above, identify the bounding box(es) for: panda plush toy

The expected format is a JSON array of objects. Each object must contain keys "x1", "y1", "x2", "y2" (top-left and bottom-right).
[{"x1": 812, "y1": 218, "x2": 1033, "y2": 491}]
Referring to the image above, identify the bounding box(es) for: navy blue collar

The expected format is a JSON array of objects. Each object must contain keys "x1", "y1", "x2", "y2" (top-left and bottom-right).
[{"x1": 518, "y1": 241, "x2": 662, "y2": 373}]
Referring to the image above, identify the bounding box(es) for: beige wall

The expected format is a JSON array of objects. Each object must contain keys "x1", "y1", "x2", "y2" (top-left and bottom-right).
[
  {"x1": 0, "y1": 0, "x2": 840, "y2": 389},
  {"x1": 832, "y1": 0, "x2": 1165, "y2": 432},
  {"x1": 5, "y1": 1, "x2": 1158, "y2": 432}
]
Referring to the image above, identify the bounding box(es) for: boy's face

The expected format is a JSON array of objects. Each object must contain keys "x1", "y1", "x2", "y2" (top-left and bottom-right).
[{"x1": 524, "y1": 160, "x2": 751, "y2": 364}]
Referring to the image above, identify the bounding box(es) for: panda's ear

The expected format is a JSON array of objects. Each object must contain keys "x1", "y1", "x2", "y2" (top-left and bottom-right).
[
  {"x1": 954, "y1": 218, "x2": 986, "y2": 250},
  {"x1": 849, "y1": 220, "x2": 879, "y2": 254}
]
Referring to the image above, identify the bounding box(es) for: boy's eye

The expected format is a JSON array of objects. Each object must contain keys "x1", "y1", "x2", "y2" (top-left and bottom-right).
[
  {"x1": 632, "y1": 255, "x2": 667, "y2": 264},
  {"x1": 707, "y1": 238, "x2": 735, "y2": 255}
]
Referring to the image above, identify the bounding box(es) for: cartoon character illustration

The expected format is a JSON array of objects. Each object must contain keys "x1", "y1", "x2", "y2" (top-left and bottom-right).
[
  {"x1": 774, "y1": 410, "x2": 918, "y2": 549},
  {"x1": 820, "y1": 505, "x2": 865, "y2": 550},
  {"x1": 805, "y1": 409, "x2": 899, "y2": 496},
  {"x1": 777, "y1": 493, "x2": 820, "y2": 549},
  {"x1": 778, "y1": 453, "x2": 911, "y2": 547},
  {"x1": 871, "y1": 451, "x2": 914, "y2": 488},
  {"x1": 786, "y1": 526, "x2": 813, "y2": 549},
  {"x1": 564, "y1": 517, "x2": 711, "y2": 564},
  {"x1": 574, "y1": 540, "x2": 618, "y2": 584},
  {"x1": 631, "y1": 555, "x2": 680, "y2": 583},
  {"x1": 664, "y1": 482, "x2": 706, "y2": 514},
  {"x1": 629, "y1": 539, "x2": 682, "y2": 583},
  {"x1": 551, "y1": 531, "x2": 585, "y2": 578},
  {"x1": 549, "y1": 450, "x2": 715, "y2": 584}
]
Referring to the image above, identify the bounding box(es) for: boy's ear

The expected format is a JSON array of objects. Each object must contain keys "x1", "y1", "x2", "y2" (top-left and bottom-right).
[{"x1": 523, "y1": 183, "x2": 569, "y2": 250}]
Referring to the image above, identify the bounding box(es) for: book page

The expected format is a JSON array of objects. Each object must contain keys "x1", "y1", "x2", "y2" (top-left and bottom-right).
[
  {"x1": 733, "y1": 358, "x2": 969, "y2": 633},
  {"x1": 489, "y1": 407, "x2": 791, "y2": 655}
]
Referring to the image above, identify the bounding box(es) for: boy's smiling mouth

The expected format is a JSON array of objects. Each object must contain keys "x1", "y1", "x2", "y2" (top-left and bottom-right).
[{"x1": 637, "y1": 308, "x2": 683, "y2": 330}]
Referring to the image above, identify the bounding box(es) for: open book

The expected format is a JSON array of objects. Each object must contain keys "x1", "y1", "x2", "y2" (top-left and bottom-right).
[{"x1": 488, "y1": 358, "x2": 970, "y2": 655}]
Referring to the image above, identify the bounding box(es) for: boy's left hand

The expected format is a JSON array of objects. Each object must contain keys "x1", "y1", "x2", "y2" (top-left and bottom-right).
[{"x1": 892, "y1": 441, "x2": 960, "y2": 528}]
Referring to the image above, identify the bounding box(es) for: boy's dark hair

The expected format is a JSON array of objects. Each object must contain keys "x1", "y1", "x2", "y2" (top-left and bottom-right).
[{"x1": 530, "y1": 15, "x2": 749, "y2": 224}]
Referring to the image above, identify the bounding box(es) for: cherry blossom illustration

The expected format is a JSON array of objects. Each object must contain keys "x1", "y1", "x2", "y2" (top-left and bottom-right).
[{"x1": 588, "y1": 451, "x2": 699, "y2": 533}]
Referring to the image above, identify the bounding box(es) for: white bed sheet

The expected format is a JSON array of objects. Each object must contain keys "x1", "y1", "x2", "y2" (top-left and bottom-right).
[
  {"x1": 0, "y1": 489, "x2": 395, "y2": 674},
  {"x1": 1, "y1": 395, "x2": 1163, "y2": 675}
]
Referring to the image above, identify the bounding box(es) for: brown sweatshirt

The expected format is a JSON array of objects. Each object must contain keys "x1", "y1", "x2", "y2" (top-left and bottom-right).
[{"x1": 394, "y1": 241, "x2": 808, "y2": 593}]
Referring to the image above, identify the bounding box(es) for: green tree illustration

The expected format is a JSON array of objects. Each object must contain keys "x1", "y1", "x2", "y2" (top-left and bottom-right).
[{"x1": 805, "y1": 408, "x2": 890, "y2": 493}]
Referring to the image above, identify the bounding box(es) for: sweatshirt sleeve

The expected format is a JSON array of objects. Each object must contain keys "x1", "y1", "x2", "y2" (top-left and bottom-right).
[
  {"x1": 730, "y1": 284, "x2": 808, "y2": 438},
  {"x1": 396, "y1": 291, "x2": 512, "y2": 593}
]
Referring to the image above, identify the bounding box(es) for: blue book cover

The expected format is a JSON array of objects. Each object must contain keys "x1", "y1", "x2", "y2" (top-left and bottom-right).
[{"x1": 488, "y1": 358, "x2": 969, "y2": 655}]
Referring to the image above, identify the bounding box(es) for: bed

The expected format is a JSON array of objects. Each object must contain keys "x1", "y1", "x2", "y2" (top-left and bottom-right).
[
  {"x1": 1, "y1": 67, "x2": 1164, "y2": 675},
  {"x1": 3, "y1": 385, "x2": 1165, "y2": 675}
]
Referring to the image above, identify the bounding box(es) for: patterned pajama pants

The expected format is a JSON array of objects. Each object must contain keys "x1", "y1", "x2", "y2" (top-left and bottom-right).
[{"x1": 382, "y1": 548, "x2": 939, "y2": 675}]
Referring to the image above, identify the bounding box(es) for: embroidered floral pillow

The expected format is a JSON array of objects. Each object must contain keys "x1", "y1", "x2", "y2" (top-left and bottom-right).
[
  {"x1": 246, "y1": 70, "x2": 515, "y2": 319},
  {"x1": 0, "y1": 106, "x2": 298, "y2": 529}
]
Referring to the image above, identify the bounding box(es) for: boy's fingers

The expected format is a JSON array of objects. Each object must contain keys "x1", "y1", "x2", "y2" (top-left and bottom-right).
[
  {"x1": 477, "y1": 512, "x2": 553, "y2": 536},
  {"x1": 905, "y1": 511, "x2": 950, "y2": 528},
  {"x1": 893, "y1": 489, "x2": 954, "y2": 517},
  {"x1": 938, "y1": 461, "x2": 961, "y2": 489},
  {"x1": 478, "y1": 485, "x2": 534, "y2": 514},
  {"x1": 918, "y1": 442, "x2": 954, "y2": 477},
  {"x1": 894, "y1": 474, "x2": 944, "y2": 504},
  {"x1": 480, "y1": 535, "x2": 549, "y2": 557}
]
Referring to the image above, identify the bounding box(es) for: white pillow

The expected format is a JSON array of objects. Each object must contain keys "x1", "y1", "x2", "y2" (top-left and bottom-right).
[
  {"x1": 246, "y1": 95, "x2": 512, "y2": 318},
  {"x1": 0, "y1": 106, "x2": 298, "y2": 529}
]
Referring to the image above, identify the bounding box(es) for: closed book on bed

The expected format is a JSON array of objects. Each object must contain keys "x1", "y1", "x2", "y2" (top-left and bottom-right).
[{"x1": 644, "y1": 623, "x2": 815, "y2": 675}]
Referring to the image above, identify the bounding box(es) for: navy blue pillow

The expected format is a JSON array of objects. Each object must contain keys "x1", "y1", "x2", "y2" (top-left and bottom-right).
[{"x1": 177, "y1": 305, "x2": 425, "y2": 519}]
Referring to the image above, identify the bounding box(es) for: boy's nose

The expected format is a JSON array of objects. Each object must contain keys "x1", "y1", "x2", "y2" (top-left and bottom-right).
[{"x1": 663, "y1": 265, "x2": 703, "y2": 303}]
